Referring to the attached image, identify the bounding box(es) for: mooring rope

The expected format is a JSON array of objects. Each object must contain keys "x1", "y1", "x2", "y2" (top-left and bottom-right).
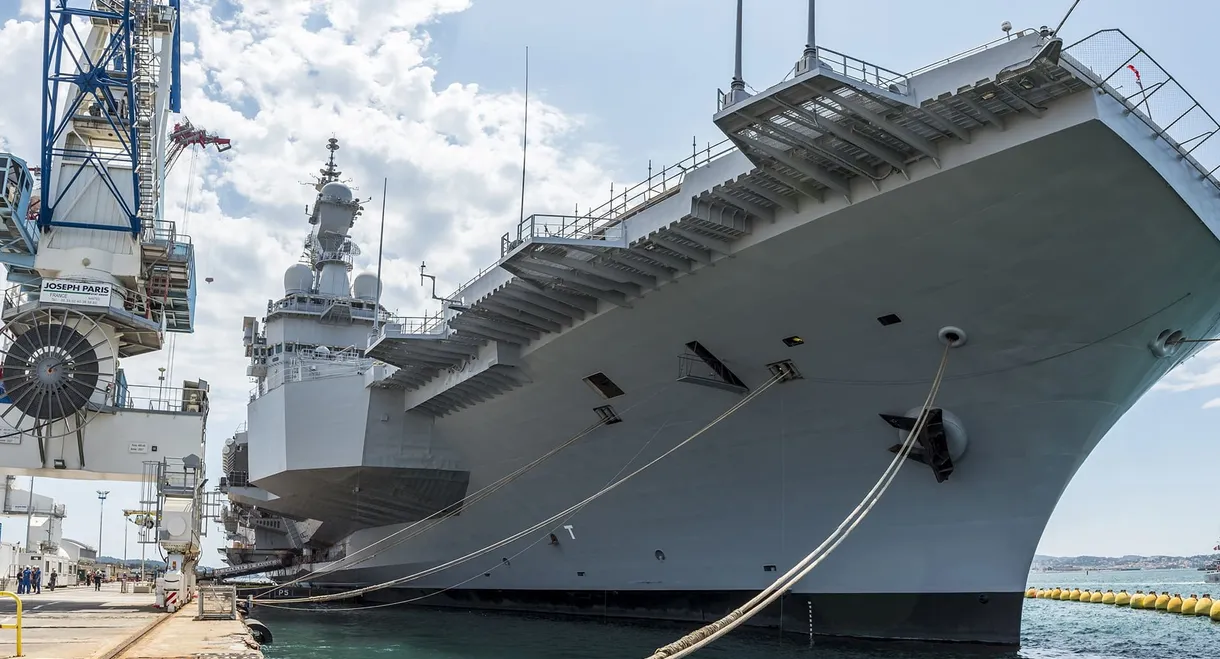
[
  {"x1": 254, "y1": 403, "x2": 684, "y2": 612},
  {"x1": 244, "y1": 382, "x2": 678, "y2": 596},
  {"x1": 245, "y1": 418, "x2": 607, "y2": 597},
  {"x1": 645, "y1": 343, "x2": 953, "y2": 659},
  {"x1": 258, "y1": 373, "x2": 785, "y2": 604}
]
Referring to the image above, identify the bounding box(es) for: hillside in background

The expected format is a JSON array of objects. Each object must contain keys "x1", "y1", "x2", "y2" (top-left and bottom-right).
[
  {"x1": 96, "y1": 556, "x2": 167, "y2": 571},
  {"x1": 1032, "y1": 553, "x2": 1219, "y2": 571}
]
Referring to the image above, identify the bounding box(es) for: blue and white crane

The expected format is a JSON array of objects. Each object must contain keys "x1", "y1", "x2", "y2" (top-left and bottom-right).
[{"x1": 0, "y1": 0, "x2": 231, "y2": 612}]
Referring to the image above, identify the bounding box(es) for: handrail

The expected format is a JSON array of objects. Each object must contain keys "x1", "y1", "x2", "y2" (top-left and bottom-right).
[
  {"x1": 1064, "y1": 28, "x2": 1220, "y2": 190},
  {"x1": 500, "y1": 213, "x2": 629, "y2": 257},
  {"x1": 809, "y1": 45, "x2": 910, "y2": 95},
  {"x1": 905, "y1": 28, "x2": 1038, "y2": 78},
  {"x1": 496, "y1": 138, "x2": 736, "y2": 259},
  {"x1": 0, "y1": 591, "x2": 22, "y2": 656},
  {"x1": 379, "y1": 313, "x2": 447, "y2": 336},
  {"x1": 114, "y1": 383, "x2": 208, "y2": 414}
]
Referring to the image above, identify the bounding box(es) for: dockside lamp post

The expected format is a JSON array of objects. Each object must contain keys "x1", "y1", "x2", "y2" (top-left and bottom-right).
[{"x1": 96, "y1": 490, "x2": 109, "y2": 559}]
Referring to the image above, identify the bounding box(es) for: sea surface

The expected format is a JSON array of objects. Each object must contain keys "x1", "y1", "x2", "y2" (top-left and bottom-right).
[{"x1": 257, "y1": 569, "x2": 1216, "y2": 659}]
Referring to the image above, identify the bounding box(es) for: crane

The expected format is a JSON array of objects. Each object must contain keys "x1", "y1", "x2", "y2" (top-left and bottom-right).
[{"x1": 0, "y1": 0, "x2": 232, "y2": 613}]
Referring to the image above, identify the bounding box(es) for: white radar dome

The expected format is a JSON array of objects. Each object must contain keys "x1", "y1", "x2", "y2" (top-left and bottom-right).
[
  {"x1": 352, "y1": 273, "x2": 381, "y2": 301},
  {"x1": 284, "y1": 263, "x2": 313, "y2": 295},
  {"x1": 320, "y1": 181, "x2": 353, "y2": 203}
]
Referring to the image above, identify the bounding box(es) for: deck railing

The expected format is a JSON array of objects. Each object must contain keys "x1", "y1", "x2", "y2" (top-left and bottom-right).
[
  {"x1": 808, "y1": 45, "x2": 911, "y2": 95},
  {"x1": 500, "y1": 214, "x2": 629, "y2": 257},
  {"x1": 249, "y1": 355, "x2": 376, "y2": 400},
  {"x1": 114, "y1": 383, "x2": 208, "y2": 414},
  {"x1": 905, "y1": 28, "x2": 1038, "y2": 77},
  {"x1": 498, "y1": 138, "x2": 735, "y2": 258},
  {"x1": 1065, "y1": 29, "x2": 1220, "y2": 190}
]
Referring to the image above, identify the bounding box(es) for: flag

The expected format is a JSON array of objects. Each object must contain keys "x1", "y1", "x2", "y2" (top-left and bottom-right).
[{"x1": 1127, "y1": 64, "x2": 1142, "y2": 84}]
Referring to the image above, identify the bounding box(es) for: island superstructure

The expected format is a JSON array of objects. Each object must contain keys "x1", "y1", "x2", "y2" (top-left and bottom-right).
[{"x1": 220, "y1": 17, "x2": 1220, "y2": 645}]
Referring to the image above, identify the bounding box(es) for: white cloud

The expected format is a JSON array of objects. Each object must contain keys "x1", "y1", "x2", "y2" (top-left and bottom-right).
[
  {"x1": 0, "y1": 0, "x2": 617, "y2": 560},
  {"x1": 1152, "y1": 344, "x2": 1220, "y2": 399}
]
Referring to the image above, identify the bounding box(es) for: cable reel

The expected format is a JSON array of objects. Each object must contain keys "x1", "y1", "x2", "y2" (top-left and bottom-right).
[{"x1": 0, "y1": 307, "x2": 117, "y2": 446}]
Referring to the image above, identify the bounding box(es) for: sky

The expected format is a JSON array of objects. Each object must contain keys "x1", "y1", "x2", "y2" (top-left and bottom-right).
[{"x1": 0, "y1": 0, "x2": 1218, "y2": 566}]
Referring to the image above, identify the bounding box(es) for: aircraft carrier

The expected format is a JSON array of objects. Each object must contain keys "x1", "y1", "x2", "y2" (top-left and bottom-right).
[{"x1": 218, "y1": 14, "x2": 1220, "y2": 645}]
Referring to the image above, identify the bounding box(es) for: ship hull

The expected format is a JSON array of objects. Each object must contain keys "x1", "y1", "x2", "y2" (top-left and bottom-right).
[
  {"x1": 353, "y1": 588, "x2": 1021, "y2": 644},
  {"x1": 269, "y1": 104, "x2": 1220, "y2": 645}
]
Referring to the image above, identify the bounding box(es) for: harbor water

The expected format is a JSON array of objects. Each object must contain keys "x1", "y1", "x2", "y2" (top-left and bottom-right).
[{"x1": 257, "y1": 569, "x2": 1215, "y2": 659}]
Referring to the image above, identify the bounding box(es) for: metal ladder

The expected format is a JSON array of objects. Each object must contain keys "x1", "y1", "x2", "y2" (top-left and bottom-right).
[{"x1": 130, "y1": 0, "x2": 158, "y2": 232}]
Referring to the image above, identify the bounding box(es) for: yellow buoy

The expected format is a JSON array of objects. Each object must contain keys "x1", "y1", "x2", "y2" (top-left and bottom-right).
[
  {"x1": 1209, "y1": 598, "x2": 1220, "y2": 621},
  {"x1": 1129, "y1": 590, "x2": 1145, "y2": 608},
  {"x1": 1102, "y1": 590, "x2": 1116, "y2": 604},
  {"x1": 1167, "y1": 594, "x2": 1183, "y2": 613},
  {"x1": 1026, "y1": 587, "x2": 1037, "y2": 598},
  {"x1": 1090, "y1": 590, "x2": 1104, "y2": 603},
  {"x1": 1154, "y1": 592, "x2": 1170, "y2": 610},
  {"x1": 1070, "y1": 588, "x2": 1083, "y2": 601},
  {"x1": 1141, "y1": 591, "x2": 1158, "y2": 608},
  {"x1": 1181, "y1": 594, "x2": 1198, "y2": 614},
  {"x1": 1051, "y1": 587, "x2": 1063, "y2": 600},
  {"x1": 1195, "y1": 594, "x2": 1214, "y2": 616},
  {"x1": 1115, "y1": 590, "x2": 1131, "y2": 606},
  {"x1": 1080, "y1": 589, "x2": 1092, "y2": 602}
]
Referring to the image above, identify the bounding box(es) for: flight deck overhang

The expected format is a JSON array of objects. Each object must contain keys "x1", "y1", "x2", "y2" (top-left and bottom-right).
[
  {"x1": 711, "y1": 32, "x2": 1086, "y2": 205},
  {"x1": 364, "y1": 27, "x2": 1220, "y2": 422}
]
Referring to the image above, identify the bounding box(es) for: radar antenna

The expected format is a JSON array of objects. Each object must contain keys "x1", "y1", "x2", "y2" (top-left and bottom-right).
[{"x1": 312, "y1": 137, "x2": 349, "y2": 191}]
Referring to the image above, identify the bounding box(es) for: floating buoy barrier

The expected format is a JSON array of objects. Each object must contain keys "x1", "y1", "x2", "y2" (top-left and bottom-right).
[{"x1": 1029, "y1": 587, "x2": 1220, "y2": 621}]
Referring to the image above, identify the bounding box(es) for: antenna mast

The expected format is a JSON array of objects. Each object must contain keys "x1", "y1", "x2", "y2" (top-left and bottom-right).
[
  {"x1": 374, "y1": 178, "x2": 388, "y2": 332},
  {"x1": 518, "y1": 46, "x2": 529, "y2": 226},
  {"x1": 725, "y1": 0, "x2": 750, "y2": 106},
  {"x1": 803, "y1": 0, "x2": 816, "y2": 61}
]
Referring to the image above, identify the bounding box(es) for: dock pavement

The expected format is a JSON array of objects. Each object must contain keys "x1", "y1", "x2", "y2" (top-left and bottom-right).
[{"x1": 0, "y1": 583, "x2": 261, "y2": 659}]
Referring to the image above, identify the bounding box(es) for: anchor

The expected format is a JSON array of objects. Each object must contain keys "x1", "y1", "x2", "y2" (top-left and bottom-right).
[{"x1": 879, "y1": 407, "x2": 955, "y2": 483}]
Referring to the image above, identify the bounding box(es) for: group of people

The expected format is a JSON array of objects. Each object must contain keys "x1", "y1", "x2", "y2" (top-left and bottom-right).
[
  {"x1": 14, "y1": 566, "x2": 108, "y2": 594},
  {"x1": 15, "y1": 565, "x2": 58, "y2": 594},
  {"x1": 82, "y1": 568, "x2": 106, "y2": 590}
]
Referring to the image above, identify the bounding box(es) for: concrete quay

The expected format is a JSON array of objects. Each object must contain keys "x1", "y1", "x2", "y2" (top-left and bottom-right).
[{"x1": 0, "y1": 584, "x2": 261, "y2": 659}]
